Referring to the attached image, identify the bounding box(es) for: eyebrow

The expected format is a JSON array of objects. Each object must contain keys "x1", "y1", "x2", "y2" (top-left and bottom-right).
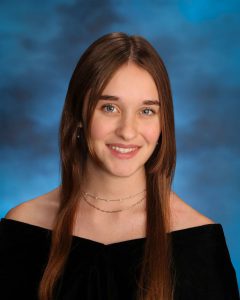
[{"x1": 99, "y1": 95, "x2": 160, "y2": 106}]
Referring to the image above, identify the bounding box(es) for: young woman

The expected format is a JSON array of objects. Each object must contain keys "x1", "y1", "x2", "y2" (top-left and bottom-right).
[{"x1": 0, "y1": 32, "x2": 239, "y2": 300}]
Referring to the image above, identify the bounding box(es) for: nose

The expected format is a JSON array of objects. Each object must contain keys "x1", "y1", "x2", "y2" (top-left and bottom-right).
[{"x1": 115, "y1": 114, "x2": 138, "y2": 141}]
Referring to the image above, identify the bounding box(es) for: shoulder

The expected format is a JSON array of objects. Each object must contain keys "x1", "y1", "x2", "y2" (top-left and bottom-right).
[
  {"x1": 4, "y1": 187, "x2": 60, "y2": 229},
  {"x1": 170, "y1": 191, "x2": 215, "y2": 232}
]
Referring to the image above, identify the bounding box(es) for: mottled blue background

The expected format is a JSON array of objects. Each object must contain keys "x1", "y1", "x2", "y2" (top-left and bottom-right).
[{"x1": 1, "y1": 0, "x2": 240, "y2": 288}]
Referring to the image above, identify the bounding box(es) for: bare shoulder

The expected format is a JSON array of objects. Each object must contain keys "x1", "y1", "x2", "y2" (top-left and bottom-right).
[
  {"x1": 4, "y1": 187, "x2": 60, "y2": 229},
  {"x1": 170, "y1": 191, "x2": 215, "y2": 232}
]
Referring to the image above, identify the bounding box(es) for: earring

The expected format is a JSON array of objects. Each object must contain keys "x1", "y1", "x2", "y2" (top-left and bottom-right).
[{"x1": 77, "y1": 123, "x2": 83, "y2": 139}]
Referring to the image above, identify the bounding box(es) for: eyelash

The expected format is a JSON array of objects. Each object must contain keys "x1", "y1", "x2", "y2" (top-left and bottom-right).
[{"x1": 101, "y1": 104, "x2": 156, "y2": 116}]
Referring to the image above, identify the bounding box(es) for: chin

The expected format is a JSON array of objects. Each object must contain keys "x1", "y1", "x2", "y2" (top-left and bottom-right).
[{"x1": 107, "y1": 163, "x2": 144, "y2": 178}]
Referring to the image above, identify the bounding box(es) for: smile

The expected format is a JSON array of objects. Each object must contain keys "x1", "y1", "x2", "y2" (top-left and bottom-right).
[
  {"x1": 107, "y1": 144, "x2": 140, "y2": 159},
  {"x1": 109, "y1": 145, "x2": 137, "y2": 153}
]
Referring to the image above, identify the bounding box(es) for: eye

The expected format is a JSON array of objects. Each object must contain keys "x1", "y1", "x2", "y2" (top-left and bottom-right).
[
  {"x1": 141, "y1": 108, "x2": 156, "y2": 116},
  {"x1": 101, "y1": 104, "x2": 117, "y2": 113}
]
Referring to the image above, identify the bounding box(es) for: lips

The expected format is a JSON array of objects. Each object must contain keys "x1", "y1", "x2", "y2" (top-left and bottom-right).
[
  {"x1": 107, "y1": 144, "x2": 140, "y2": 159},
  {"x1": 107, "y1": 143, "x2": 140, "y2": 149}
]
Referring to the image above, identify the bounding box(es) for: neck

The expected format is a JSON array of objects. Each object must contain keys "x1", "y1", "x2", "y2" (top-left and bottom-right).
[{"x1": 79, "y1": 159, "x2": 147, "y2": 218}]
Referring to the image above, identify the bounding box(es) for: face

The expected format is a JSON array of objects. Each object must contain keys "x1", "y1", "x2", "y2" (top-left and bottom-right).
[{"x1": 86, "y1": 62, "x2": 161, "y2": 178}]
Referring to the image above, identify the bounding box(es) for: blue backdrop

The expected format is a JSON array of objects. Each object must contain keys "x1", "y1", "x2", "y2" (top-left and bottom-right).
[{"x1": 1, "y1": 0, "x2": 239, "y2": 289}]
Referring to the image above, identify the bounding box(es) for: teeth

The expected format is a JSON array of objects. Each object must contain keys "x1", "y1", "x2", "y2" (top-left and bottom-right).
[{"x1": 109, "y1": 146, "x2": 137, "y2": 153}]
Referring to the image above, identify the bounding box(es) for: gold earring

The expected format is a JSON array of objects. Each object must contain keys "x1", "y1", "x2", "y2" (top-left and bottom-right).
[{"x1": 77, "y1": 123, "x2": 83, "y2": 139}]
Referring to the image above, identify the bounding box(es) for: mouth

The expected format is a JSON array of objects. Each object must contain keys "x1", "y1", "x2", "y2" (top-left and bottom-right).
[
  {"x1": 107, "y1": 144, "x2": 140, "y2": 159},
  {"x1": 107, "y1": 144, "x2": 139, "y2": 152}
]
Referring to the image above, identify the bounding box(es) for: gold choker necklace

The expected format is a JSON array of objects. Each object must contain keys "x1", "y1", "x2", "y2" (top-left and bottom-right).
[
  {"x1": 83, "y1": 189, "x2": 146, "y2": 202},
  {"x1": 82, "y1": 193, "x2": 146, "y2": 213}
]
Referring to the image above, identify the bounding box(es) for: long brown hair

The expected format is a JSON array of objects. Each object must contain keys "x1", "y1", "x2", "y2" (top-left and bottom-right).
[{"x1": 38, "y1": 32, "x2": 176, "y2": 300}]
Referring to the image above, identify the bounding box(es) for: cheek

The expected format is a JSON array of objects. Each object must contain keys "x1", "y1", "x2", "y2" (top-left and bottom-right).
[
  {"x1": 144, "y1": 129, "x2": 160, "y2": 143},
  {"x1": 90, "y1": 116, "x2": 113, "y2": 140},
  {"x1": 142, "y1": 122, "x2": 161, "y2": 143}
]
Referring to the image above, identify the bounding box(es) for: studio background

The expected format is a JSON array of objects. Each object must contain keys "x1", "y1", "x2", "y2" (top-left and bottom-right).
[{"x1": 1, "y1": 0, "x2": 239, "y2": 290}]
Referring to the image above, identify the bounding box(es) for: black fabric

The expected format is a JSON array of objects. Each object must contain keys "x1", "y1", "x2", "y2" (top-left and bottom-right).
[{"x1": 0, "y1": 218, "x2": 239, "y2": 300}]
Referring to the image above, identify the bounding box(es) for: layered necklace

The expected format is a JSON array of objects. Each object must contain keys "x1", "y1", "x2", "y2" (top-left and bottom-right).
[{"x1": 82, "y1": 189, "x2": 146, "y2": 213}]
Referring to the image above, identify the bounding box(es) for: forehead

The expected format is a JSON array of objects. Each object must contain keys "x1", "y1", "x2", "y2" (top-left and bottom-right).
[{"x1": 101, "y1": 62, "x2": 159, "y2": 99}]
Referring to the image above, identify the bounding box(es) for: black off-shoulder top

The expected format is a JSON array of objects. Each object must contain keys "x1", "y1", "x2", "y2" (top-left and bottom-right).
[{"x1": 0, "y1": 218, "x2": 239, "y2": 300}]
